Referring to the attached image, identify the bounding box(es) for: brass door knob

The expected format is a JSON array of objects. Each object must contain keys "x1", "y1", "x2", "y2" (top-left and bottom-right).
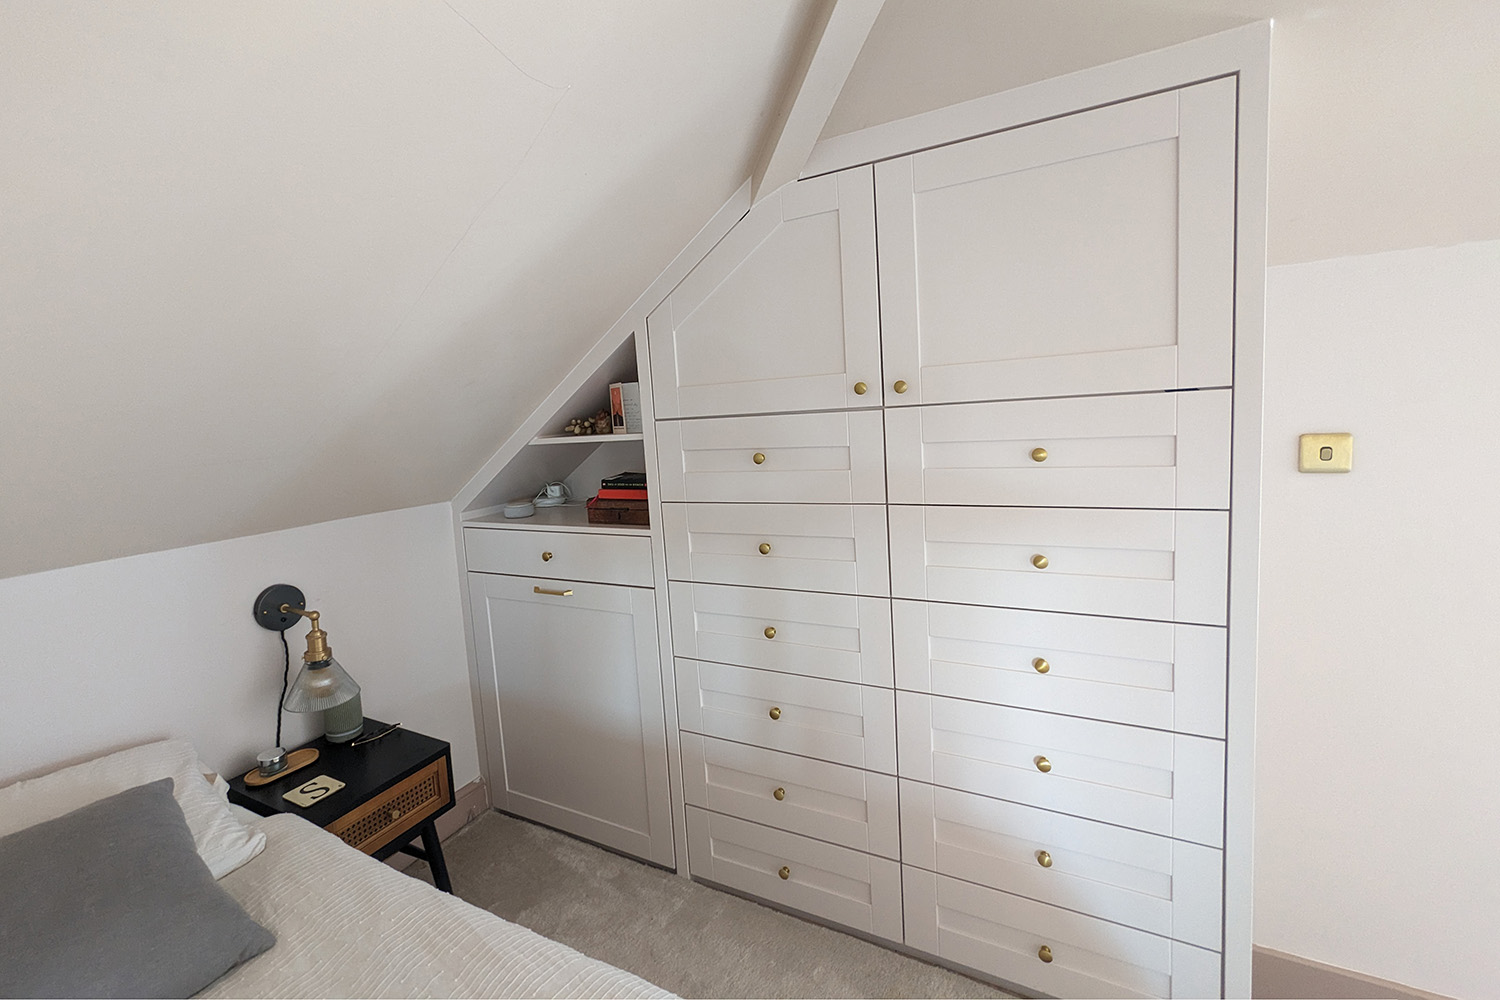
[
  {"x1": 893, "y1": 380, "x2": 909, "y2": 394},
  {"x1": 1033, "y1": 657, "x2": 1051, "y2": 674},
  {"x1": 1036, "y1": 850, "x2": 1053, "y2": 868},
  {"x1": 1035, "y1": 755, "x2": 1052, "y2": 773},
  {"x1": 1031, "y1": 447, "x2": 1048, "y2": 462},
  {"x1": 1032, "y1": 554, "x2": 1050, "y2": 569},
  {"x1": 854, "y1": 381, "x2": 868, "y2": 395},
  {"x1": 1038, "y1": 945, "x2": 1053, "y2": 964},
  {"x1": 764, "y1": 626, "x2": 777, "y2": 639},
  {"x1": 769, "y1": 706, "x2": 782, "y2": 720},
  {"x1": 541, "y1": 551, "x2": 553, "y2": 562},
  {"x1": 773, "y1": 787, "x2": 786, "y2": 801},
  {"x1": 778, "y1": 866, "x2": 791, "y2": 880},
  {"x1": 759, "y1": 542, "x2": 772, "y2": 555},
  {"x1": 753, "y1": 452, "x2": 766, "y2": 465}
]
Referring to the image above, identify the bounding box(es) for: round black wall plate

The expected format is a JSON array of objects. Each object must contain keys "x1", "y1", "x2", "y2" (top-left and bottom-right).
[{"x1": 253, "y1": 584, "x2": 307, "y2": 631}]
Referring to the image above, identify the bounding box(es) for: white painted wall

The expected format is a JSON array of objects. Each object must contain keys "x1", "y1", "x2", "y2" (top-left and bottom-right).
[
  {"x1": 1256, "y1": 239, "x2": 1500, "y2": 1000},
  {"x1": 0, "y1": 502, "x2": 479, "y2": 789}
]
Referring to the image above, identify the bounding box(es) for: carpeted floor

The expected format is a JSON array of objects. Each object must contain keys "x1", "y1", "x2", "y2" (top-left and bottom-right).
[{"x1": 406, "y1": 811, "x2": 1017, "y2": 999}]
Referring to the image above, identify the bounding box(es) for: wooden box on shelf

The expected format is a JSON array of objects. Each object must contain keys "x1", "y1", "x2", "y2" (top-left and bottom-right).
[{"x1": 587, "y1": 497, "x2": 649, "y2": 526}]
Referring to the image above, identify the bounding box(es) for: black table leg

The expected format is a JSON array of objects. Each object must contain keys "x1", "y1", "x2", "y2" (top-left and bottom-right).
[{"x1": 420, "y1": 820, "x2": 453, "y2": 894}]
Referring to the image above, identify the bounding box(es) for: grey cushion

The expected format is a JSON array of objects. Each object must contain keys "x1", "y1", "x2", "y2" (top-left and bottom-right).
[{"x1": 0, "y1": 777, "x2": 275, "y2": 998}]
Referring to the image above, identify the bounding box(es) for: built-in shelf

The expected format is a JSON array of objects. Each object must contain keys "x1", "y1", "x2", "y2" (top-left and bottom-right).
[
  {"x1": 464, "y1": 505, "x2": 650, "y2": 535},
  {"x1": 529, "y1": 432, "x2": 644, "y2": 446}
]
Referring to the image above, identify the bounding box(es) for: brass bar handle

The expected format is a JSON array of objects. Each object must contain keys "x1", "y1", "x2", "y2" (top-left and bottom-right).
[
  {"x1": 533, "y1": 586, "x2": 574, "y2": 597},
  {"x1": 773, "y1": 787, "x2": 786, "y2": 801}
]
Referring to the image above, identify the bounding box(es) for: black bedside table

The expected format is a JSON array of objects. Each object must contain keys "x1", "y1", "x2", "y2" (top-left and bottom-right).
[{"x1": 228, "y1": 720, "x2": 455, "y2": 893}]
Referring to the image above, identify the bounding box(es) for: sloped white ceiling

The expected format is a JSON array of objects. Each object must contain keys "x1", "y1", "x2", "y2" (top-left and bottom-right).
[{"x1": 0, "y1": 0, "x2": 810, "y2": 579}]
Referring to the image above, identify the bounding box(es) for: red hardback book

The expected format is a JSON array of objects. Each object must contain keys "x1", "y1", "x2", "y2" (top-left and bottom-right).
[{"x1": 595, "y1": 487, "x2": 648, "y2": 500}]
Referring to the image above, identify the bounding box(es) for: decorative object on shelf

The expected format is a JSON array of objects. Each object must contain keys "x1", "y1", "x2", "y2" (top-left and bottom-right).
[
  {"x1": 253, "y1": 584, "x2": 365, "y2": 745},
  {"x1": 609, "y1": 382, "x2": 643, "y2": 434},
  {"x1": 503, "y1": 498, "x2": 535, "y2": 518},
  {"x1": 562, "y1": 408, "x2": 612, "y2": 435}
]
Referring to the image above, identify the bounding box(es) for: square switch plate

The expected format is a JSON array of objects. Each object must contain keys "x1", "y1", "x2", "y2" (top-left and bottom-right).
[{"x1": 1298, "y1": 433, "x2": 1353, "y2": 473}]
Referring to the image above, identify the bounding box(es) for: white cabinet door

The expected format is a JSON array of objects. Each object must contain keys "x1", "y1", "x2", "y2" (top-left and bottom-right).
[
  {"x1": 676, "y1": 658, "x2": 896, "y2": 774},
  {"x1": 682, "y1": 735, "x2": 900, "y2": 859},
  {"x1": 892, "y1": 600, "x2": 1226, "y2": 738},
  {"x1": 687, "y1": 808, "x2": 903, "y2": 942},
  {"x1": 888, "y1": 505, "x2": 1229, "y2": 625},
  {"x1": 903, "y1": 868, "x2": 1222, "y2": 999},
  {"x1": 656, "y1": 410, "x2": 885, "y2": 504},
  {"x1": 900, "y1": 780, "x2": 1223, "y2": 950},
  {"x1": 884, "y1": 389, "x2": 1231, "y2": 510},
  {"x1": 663, "y1": 502, "x2": 889, "y2": 597},
  {"x1": 876, "y1": 79, "x2": 1236, "y2": 406},
  {"x1": 467, "y1": 573, "x2": 673, "y2": 867},
  {"x1": 897, "y1": 692, "x2": 1224, "y2": 847},
  {"x1": 669, "y1": 581, "x2": 893, "y2": 687},
  {"x1": 648, "y1": 169, "x2": 880, "y2": 418}
]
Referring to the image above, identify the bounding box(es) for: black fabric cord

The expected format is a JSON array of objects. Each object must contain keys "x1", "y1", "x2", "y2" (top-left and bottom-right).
[{"x1": 275, "y1": 630, "x2": 290, "y2": 748}]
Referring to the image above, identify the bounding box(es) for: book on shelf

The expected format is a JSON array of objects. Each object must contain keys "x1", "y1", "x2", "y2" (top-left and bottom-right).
[
  {"x1": 601, "y1": 471, "x2": 647, "y2": 489},
  {"x1": 595, "y1": 487, "x2": 648, "y2": 500}
]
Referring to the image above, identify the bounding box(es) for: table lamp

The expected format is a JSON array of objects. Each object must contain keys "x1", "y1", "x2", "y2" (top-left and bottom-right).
[{"x1": 254, "y1": 584, "x2": 365, "y2": 744}]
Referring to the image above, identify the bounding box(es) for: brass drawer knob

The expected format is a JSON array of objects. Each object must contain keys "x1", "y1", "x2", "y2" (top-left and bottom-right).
[
  {"x1": 764, "y1": 626, "x2": 777, "y2": 639},
  {"x1": 541, "y1": 551, "x2": 553, "y2": 562},
  {"x1": 778, "y1": 866, "x2": 791, "y2": 880},
  {"x1": 773, "y1": 787, "x2": 786, "y2": 801},
  {"x1": 759, "y1": 542, "x2": 772, "y2": 555},
  {"x1": 1033, "y1": 657, "x2": 1050, "y2": 674},
  {"x1": 853, "y1": 381, "x2": 868, "y2": 395},
  {"x1": 893, "y1": 380, "x2": 909, "y2": 394},
  {"x1": 1038, "y1": 945, "x2": 1053, "y2": 964},
  {"x1": 1031, "y1": 447, "x2": 1048, "y2": 462},
  {"x1": 390, "y1": 808, "x2": 402, "y2": 821},
  {"x1": 1034, "y1": 755, "x2": 1052, "y2": 773},
  {"x1": 753, "y1": 452, "x2": 766, "y2": 465},
  {"x1": 1031, "y1": 554, "x2": 1049, "y2": 569},
  {"x1": 1036, "y1": 850, "x2": 1053, "y2": 868},
  {"x1": 769, "y1": 706, "x2": 782, "y2": 721}
]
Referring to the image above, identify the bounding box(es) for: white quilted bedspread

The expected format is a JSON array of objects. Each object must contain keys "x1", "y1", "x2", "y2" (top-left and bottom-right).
[{"x1": 199, "y1": 813, "x2": 672, "y2": 999}]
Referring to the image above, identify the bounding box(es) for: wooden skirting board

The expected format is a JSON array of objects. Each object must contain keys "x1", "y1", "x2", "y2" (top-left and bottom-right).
[{"x1": 1253, "y1": 947, "x2": 1454, "y2": 1000}]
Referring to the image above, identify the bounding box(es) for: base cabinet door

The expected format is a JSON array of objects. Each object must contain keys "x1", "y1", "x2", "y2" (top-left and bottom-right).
[
  {"x1": 903, "y1": 868, "x2": 1222, "y2": 999},
  {"x1": 467, "y1": 572, "x2": 673, "y2": 867}
]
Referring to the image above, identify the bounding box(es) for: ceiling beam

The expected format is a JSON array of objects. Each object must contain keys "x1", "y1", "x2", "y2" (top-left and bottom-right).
[{"x1": 751, "y1": 0, "x2": 885, "y2": 202}]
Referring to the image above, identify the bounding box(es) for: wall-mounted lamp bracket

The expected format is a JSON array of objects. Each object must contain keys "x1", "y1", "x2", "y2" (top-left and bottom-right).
[{"x1": 254, "y1": 584, "x2": 307, "y2": 631}]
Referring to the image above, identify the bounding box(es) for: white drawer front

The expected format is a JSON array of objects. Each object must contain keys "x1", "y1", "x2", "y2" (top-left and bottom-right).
[
  {"x1": 676, "y1": 659, "x2": 896, "y2": 773},
  {"x1": 893, "y1": 600, "x2": 1226, "y2": 738},
  {"x1": 682, "y1": 735, "x2": 899, "y2": 858},
  {"x1": 903, "y1": 868, "x2": 1222, "y2": 999},
  {"x1": 888, "y1": 505, "x2": 1228, "y2": 625},
  {"x1": 656, "y1": 410, "x2": 886, "y2": 503},
  {"x1": 897, "y1": 693, "x2": 1224, "y2": 847},
  {"x1": 900, "y1": 780, "x2": 1222, "y2": 950},
  {"x1": 669, "y1": 581, "x2": 893, "y2": 687},
  {"x1": 664, "y1": 503, "x2": 889, "y2": 597},
  {"x1": 885, "y1": 390, "x2": 1231, "y2": 509},
  {"x1": 464, "y1": 527, "x2": 653, "y2": 587},
  {"x1": 687, "y1": 808, "x2": 903, "y2": 942}
]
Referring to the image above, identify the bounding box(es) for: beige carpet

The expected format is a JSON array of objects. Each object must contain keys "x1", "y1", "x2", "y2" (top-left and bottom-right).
[{"x1": 407, "y1": 811, "x2": 1017, "y2": 999}]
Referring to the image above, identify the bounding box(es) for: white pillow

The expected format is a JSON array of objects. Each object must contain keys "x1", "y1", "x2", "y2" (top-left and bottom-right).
[{"x1": 0, "y1": 739, "x2": 265, "y2": 879}]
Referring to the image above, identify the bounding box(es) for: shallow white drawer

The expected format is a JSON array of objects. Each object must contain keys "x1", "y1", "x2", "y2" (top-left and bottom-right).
[
  {"x1": 900, "y1": 780, "x2": 1222, "y2": 950},
  {"x1": 893, "y1": 600, "x2": 1226, "y2": 738},
  {"x1": 656, "y1": 410, "x2": 885, "y2": 504},
  {"x1": 687, "y1": 807, "x2": 903, "y2": 943},
  {"x1": 676, "y1": 659, "x2": 896, "y2": 774},
  {"x1": 670, "y1": 581, "x2": 893, "y2": 686},
  {"x1": 885, "y1": 389, "x2": 1231, "y2": 509},
  {"x1": 897, "y1": 692, "x2": 1224, "y2": 847},
  {"x1": 664, "y1": 503, "x2": 889, "y2": 597},
  {"x1": 464, "y1": 527, "x2": 653, "y2": 588},
  {"x1": 888, "y1": 505, "x2": 1228, "y2": 625},
  {"x1": 682, "y1": 735, "x2": 899, "y2": 858},
  {"x1": 903, "y1": 867, "x2": 1221, "y2": 999}
]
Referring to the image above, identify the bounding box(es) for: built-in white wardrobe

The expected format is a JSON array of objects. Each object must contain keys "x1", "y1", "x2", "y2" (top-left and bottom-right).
[{"x1": 456, "y1": 44, "x2": 1264, "y2": 1000}]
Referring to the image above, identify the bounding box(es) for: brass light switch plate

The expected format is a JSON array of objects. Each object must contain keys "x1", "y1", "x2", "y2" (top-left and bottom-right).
[
  {"x1": 1298, "y1": 433, "x2": 1353, "y2": 473},
  {"x1": 283, "y1": 774, "x2": 346, "y2": 807}
]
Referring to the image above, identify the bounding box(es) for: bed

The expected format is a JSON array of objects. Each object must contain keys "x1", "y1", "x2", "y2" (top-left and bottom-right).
[{"x1": 0, "y1": 739, "x2": 672, "y2": 999}]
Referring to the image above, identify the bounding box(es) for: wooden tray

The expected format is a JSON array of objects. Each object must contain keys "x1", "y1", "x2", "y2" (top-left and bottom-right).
[{"x1": 242, "y1": 747, "x2": 320, "y2": 787}]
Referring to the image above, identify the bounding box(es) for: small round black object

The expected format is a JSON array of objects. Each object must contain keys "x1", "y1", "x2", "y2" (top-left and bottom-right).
[{"x1": 253, "y1": 584, "x2": 307, "y2": 631}]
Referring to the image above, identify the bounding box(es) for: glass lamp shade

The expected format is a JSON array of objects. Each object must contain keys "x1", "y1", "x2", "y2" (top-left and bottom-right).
[{"x1": 282, "y1": 656, "x2": 360, "y2": 712}]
